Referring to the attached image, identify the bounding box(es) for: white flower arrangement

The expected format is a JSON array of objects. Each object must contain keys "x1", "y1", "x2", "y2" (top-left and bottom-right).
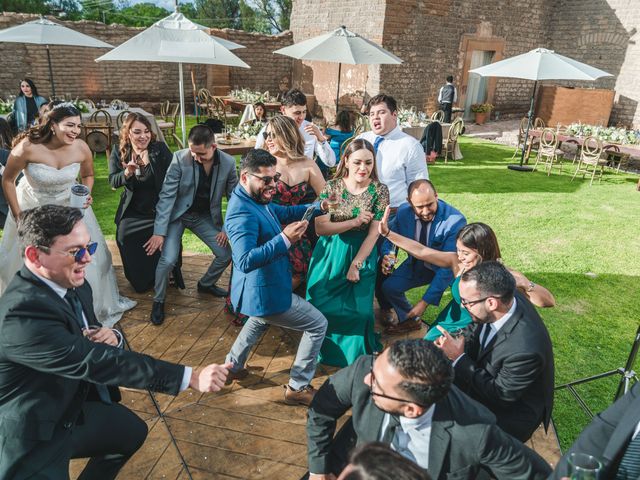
[
  {"x1": 397, "y1": 106, "x2": 429, "y2": 128},
  {"x1": 566, "y1": 123, "x2": 640, "y2": 145},
  {"x1": 230, "y1": 89, "x2": 277, "y2": 104},
  {"x1": 0, "y1": 98, "x2": 13, "y2": 114},
  {"x1": 231, "y1": 121, "x2": 263, "y2": 140}
]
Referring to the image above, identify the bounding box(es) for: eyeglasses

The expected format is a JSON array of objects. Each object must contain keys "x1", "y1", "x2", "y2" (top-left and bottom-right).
[
  {"x1": 460, "y1": 295, "x2": 496, "y2": 307},
  {"x1": 249, "y1": 172, "x2": 282, "y2": 185},
  {"x1": 262, "y1": 131, "x2": 276, "y2": 140},
  {"x1": 38, "y1": 242, "x2": 98, "y2": 263},
  {"x1": 369, "y1": 353, "x2": 427, "y2": 408}
]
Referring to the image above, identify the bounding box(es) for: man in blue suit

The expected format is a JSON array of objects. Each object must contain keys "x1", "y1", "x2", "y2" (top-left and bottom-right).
[
  {"x1": 380, "y1": 179, "x2": 466, "y2": 335},
  {"x1": 224, "y1": 149, "x2": 328, "y2": 407}
]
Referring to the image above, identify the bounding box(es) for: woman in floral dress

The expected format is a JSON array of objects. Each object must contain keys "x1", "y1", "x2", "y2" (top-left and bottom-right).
[{"x1": 306, "y1": 138, "x2": 389, "y2": 367}]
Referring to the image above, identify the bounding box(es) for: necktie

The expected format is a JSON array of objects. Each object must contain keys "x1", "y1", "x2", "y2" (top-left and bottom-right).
[
  {"x1": 413, "y1": 220, "x2": 429, "y2": 266},
  {"x1": 382, "y1": 414, "x2": 400, "y2": 444},
  {"x1": 480, "y1": 324, "x2": 492, "y2": 350},
  {"x1": 65, "y1": 289, "x2": 112, "y2": 404},
  {"x1": 373, "y1": 136, "x2": 384, "y2": 154},
  {"x1": 616, "y1": 432, "x2": 640, "y2": 480}
]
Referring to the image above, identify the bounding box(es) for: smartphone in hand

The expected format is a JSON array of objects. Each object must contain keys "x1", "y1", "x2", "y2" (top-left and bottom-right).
[{"x1": 301, "y1": 205, "x2": 316, "y2": 223}]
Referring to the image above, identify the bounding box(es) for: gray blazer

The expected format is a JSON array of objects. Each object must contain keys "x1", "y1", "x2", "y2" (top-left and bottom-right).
[
  {"x1": 307, "y1": 355, "x2": 552, "y2": 480},
  {"x1": 153, "y1": 148, "x2": 237, "y2": 236}
]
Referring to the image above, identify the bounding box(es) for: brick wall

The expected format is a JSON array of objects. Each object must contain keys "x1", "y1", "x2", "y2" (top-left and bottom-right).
[{"x1": 0, "y1": 13, "x2": 292, "y2": 111}]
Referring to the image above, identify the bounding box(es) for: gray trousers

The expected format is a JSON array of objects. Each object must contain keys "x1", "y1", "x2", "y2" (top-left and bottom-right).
[
  {"x1": 154, "y1": 211, "x2": 231, "y2": 302},
  {"x1": 226, "y1": 294, "x2": 328, "y2": 390}
]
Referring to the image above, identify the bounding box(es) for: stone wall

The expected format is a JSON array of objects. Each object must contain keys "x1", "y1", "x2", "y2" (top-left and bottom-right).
[{"x1": 0, "y1": 13, "x2": 292, "y2": 111}]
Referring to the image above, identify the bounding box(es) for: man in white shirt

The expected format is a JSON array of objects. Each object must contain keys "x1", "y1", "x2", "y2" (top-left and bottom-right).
[
  {"x1": 435, "y1": 261, "x2": 555, "y2": 442},
  {"x1": 306, "y1": 339, "x2": 551, "y2": 480},
  {"x1": 0, "y1": 205, "x2": 231, "y2": 480},
  {"x1": 437, "y1": 76, "x2": 457, "y2": 123},
  {"x1": 254, "y1": 88, "x2": 336, "y2": 175}
]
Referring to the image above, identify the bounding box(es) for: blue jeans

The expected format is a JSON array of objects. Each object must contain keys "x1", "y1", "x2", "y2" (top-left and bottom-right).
[
  {"x1": 154, "y1": 212, "x2": 231, "y2": 302},
  {"x1": 226, "y1": 294, "x2": 327, "y2": 390},
  {"x1": 382, "y1": 259, "x2": 435, "y2": 323}
]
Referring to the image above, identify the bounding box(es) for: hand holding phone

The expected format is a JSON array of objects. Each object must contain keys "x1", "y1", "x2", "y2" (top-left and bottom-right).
[{"x1": 301, "y1": 205, "x2": 316, "y2": 223}]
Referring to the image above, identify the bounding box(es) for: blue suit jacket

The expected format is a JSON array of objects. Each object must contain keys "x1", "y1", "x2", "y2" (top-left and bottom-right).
[
  {"x1": 382, "y1": 199, "x2": 466, "y2": 305},
  {"x1": 225, "y1": 184, "x2": 316, "y2": 317}
]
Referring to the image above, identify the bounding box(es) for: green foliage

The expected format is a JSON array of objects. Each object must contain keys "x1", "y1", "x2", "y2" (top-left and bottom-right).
[
  {"x1": 109, "y1": 3, "x2": 169, "y2": 27},
  {"x1": 193, "y1": 0, "x2": 241, "y2": 29},
  {"x1": 470, "y1": 103, "x2": 494, "y2": 113},
  {"x1": 0, "y1": 0, "x2": 81, "y2": 18},
  {"x1": 246, "y1": 0, "x2": 290, "y2": 32}
]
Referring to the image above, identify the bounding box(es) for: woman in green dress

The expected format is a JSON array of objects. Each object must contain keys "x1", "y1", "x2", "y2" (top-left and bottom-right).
[
  {"x1": 307, "y1": 139, "x2": 389, "y2": 367},
  {"x1": 378, "y1": 219, "x2": 556, "y2": 341}
]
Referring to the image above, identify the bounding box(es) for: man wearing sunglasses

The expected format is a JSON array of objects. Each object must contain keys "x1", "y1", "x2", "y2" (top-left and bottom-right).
[
  {"x1": 434, "y1": 261, "x2": 554, "y2": 443},
  {"x1": 306, "y1": 339, "x2": 551, "y2": 479},
  {"x1": 224, "y1": 149, "x2": 328, "y2": 407},
  {"x1": 0, "y1": 205, "x2": 231, "y2": 479}
]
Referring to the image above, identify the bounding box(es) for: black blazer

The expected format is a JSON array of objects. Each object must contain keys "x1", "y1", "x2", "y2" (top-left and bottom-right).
[
  {"x1": 454, "y1": 292, "x2": 555, "y2": 442},
  {"x1": 550, "y1": 382, "x2": 640, "y2": 479},
  {"x1": 420, "y1": 121, "x2": 443, "y2": 155},
  {"x1": 307, "y1": 355, "x2": 551, "y2": 480},
  {"x1": 0, "y1": 266, "x2": 184, "y2": 476},
  {"x1": 108, "y1": 140, "x2": 173, "y2": 224}
]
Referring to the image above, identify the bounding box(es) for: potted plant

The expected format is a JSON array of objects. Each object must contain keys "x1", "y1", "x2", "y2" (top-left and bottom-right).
[{"x1": 470, "y1": 103, "x2": 493, "y2": 125}]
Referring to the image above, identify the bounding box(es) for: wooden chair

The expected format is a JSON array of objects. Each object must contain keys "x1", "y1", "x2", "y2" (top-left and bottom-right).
[
  {"x1": 84, "y1": 109, "x2": 113, "y2": 156},
  {"x1": 443, "y1": 118, "x2": 464, "y2": 164},
  {"x1": 352, "y1": 113, "x2": 370, "y2": 137},
  {"x1": 431, "y1": 110, "x2": 445, "y2": 122},
  {"x1": 511, "y1": 117, "x2": 530, "y2": 160},
  {"x1": 532, "y1": 128, "x2": 562, "y2": 175},
  {"x1": 197, "y1": 89, "x2": 212, "y2": 122},
  {"x1": 534, "y1": 117, "x2": 546, "y2": 129},
  {"x1": 157, "y1": 101, "x2": 178, "y2": 144},
  {"x1": 571, "y1": 136, "x2": 606, "y2": 186}
]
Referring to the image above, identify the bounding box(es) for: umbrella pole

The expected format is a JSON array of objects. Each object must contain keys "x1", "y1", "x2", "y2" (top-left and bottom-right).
[
  {"x1": 507, "y1": 80, "x2": 537, "y2": 172},
  {"x1": 335, "y1": 63, "x2": 342, "y2": 114},
  {"x1": 45, "y1": 45, "x2": 56, "y2": 98},
  {"x1": 179, "y1": 62, "x2": 187, "y2": 147}
]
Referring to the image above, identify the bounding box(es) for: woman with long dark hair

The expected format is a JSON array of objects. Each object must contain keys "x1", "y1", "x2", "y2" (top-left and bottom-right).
[
  {"x1": 12, "y1": 78, "x2": 47, "y2": 132},
  {"x1": 109, "y1": 112, "x2": 177, "y2": 292},
  {"x1": 0, "y1": 101, "x2": 136, "y2": 326},
  {"x1": 307, "y1": 138, "x2": 389, "y2": 367},
  {"x1": 378, "y1": 218, "x2": 555, "y2": 341}
]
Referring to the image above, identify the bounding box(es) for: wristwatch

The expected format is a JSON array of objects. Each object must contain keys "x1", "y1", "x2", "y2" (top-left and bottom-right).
[
  {"x1": 526, "y1": 281, "x2": 536, "y2": 292},
  {"x1": 354, "y1": 260, "x2": 364, "y2": 270}
]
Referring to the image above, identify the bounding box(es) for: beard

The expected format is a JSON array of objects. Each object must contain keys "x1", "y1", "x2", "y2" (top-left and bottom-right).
[{"x1": 249, "y1": 188, "x2": 272, "y2": 205}]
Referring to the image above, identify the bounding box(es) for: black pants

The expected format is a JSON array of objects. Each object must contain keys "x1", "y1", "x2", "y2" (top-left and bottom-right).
[
  {"x1": 441, "y1": 102, "x2": 453, "y2": 123},
  {"x1": 0, "y1": 401, "x2": 148, "y2": 480}
]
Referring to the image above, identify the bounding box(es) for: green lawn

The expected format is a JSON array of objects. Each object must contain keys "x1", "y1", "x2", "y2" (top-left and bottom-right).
[{"x1": 29, "y1": 125, "x2": 640, "y2": 449}]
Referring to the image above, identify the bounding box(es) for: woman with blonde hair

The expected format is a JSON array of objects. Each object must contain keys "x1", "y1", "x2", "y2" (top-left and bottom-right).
[
  {"x1": 108, "y1": 112, "x2": 177, "y2": 292},
  {"x1": 307, "y1": 138, "x2": 389, "y2": 366},
  {"x1": 264, "y1": 114, "x2": 325, "y2": 288}
]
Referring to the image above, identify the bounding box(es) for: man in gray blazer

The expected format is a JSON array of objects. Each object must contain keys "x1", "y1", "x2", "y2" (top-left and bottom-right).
[
  {"x1": 145, "y1": 125, "x2": 238, "y2": 325},
  {"x1": 307, "y1": 339, "x2": 551, "y2": 480}
]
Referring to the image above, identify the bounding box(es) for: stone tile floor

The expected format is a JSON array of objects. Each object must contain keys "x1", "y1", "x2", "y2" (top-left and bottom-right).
[{"x1": 70, "y1": 245, "x2": 561, "y2": 479}]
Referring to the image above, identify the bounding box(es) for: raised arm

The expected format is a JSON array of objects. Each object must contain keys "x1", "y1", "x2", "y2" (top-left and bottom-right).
[{"x1": 509, "y1": 269, "x2": 556, "y2": 308}]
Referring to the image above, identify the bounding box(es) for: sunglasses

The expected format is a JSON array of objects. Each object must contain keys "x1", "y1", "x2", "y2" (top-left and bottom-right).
[
  {"x1": 262, "y1": 131, "x2": 276, "y2": 140},
  {"x1": 38, "y1": 242, "x2": 98, "y2": 263},
  {"x1": 249, "y1": 172, "x2": 282, "y2": 184}
]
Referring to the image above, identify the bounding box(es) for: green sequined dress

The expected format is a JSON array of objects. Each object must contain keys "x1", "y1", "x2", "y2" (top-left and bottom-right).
[{"x1": 306, "y1": 179, "x2": 389, "y2": 367}]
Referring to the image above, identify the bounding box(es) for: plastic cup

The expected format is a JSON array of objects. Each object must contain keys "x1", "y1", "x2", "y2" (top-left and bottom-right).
[
  {"x1": 568, "y1": 452, "x2": 601, "y2": 480},
  {"x1": 70, "y1": 184, "x2": 90, "y2": 210}
]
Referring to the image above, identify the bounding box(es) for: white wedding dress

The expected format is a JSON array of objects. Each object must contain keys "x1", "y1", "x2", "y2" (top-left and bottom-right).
[{"x1": 0, "y1": 163, "x2": 136, "y2": 327}]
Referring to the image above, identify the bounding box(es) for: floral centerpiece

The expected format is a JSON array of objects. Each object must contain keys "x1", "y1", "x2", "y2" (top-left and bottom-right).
[
  {"x1": 231, "y1": 121, "x2": 263, "y2": 140},
  {"x1": 71, "y1": 98, "x2": 91, "y2": 113},
  {"x1": 0, "y1": 98, "x2": 13, "y2": 114},
  {"x1": 397, "y1": 106, "x2": 430, "y2": 128},
  {"x1": 230, "y1": 89, "x2": 277, "y2": 104},
  {"x1": 565, "y1": 123, "x2": 640, "y2": 145}
]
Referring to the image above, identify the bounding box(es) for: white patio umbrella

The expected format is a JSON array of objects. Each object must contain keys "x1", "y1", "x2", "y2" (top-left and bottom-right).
[
  {"x1": 96, "y1": 12, "x2": 249, "y2": 146},
  {"x1": 469, "y1": 47, "x2": 613, "y2": 170},
  {"x1": 0, "y1": 16, "x2": 113, "y2": 97},
  {"x1": 274, "y1": 26, "x2": 403, "y2": 111}
]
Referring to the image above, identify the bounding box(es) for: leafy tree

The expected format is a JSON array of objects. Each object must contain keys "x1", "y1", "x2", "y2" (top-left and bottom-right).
[
  {"x1": 247, "y1": 0, "x2": 290, "y2": 32},
  {"x1": 178, "y1": 2, "x2": 197, "y2": 19},
  {"x1": 238, "y1": 0, "x2": 269, "y2": 33},
  {"x1": 193, "y1": 0, "x2": 241, "y2": 29},
  {"x1": 110, "y1": 2, "x2": 170, "y2": 27},
  {"x1": 79, "y1": 0, "x2": 117, "y2": 23}
]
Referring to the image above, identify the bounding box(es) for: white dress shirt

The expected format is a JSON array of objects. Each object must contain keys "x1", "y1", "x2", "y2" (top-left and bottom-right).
[
  {"x1": 255, "y1": 120, "x2": 337, "y2": 167},
  {"x1": 33, "y1": 271, "x2": 192, "y2": 391},
  {"x1": 357, "y1": 126, "x2": 428, "y2": 207},
  {"x1": 379, "y1": 405, "x2": 435, "y2": 469}
]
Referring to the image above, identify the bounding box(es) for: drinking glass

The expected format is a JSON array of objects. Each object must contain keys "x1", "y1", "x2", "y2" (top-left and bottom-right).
[
  {"x1": 70, "y1": 184, "x2": 90, "y2": 210},
  {"x1": 568, "y1": 452, "x2": 601, "y2": 480}
]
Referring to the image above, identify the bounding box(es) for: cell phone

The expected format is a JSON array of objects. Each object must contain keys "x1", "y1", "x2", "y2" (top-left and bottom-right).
[{"x1": 301, "y1": 205, "x2": 316, "y2": 223}]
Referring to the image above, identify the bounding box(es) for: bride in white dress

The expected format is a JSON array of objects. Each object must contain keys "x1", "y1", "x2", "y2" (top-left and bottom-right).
[{"x1": 0, "y1": 102, "x2": 136, "y2": 327}]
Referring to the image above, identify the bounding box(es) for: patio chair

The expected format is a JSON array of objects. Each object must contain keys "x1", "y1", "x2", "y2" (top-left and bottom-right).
[
  {"x1": 443, "y1": 118, "x2": 464, "y2": 164},
  {"x1": 571, "y1": 136, "x2": 606, "y2": 186},
  {"x1": 532, "y1": 128, "x2": 562, "y2": 175},
  {"x1": 84, "y1": 109, "x2": 112, "y2": 156},
  {"x1": 602, "y1": 145, "x2": 630, "y2": 174},
  {"x1": 157, "y1": 101, "x2": 178, "y2": 144},
  {"x1": 511, "y1": 117, "x2": 540, "y2": 160},
  {"x1": 197, "y1": 88, "x2": 212, "y2": 122},
  {"x1": 81, "y1": 99, "x2": 96, "y2": 109},
  {"x1": 431, "y1": 110, "x2": 445, "y2": 122},
  {"x1": 352, "y1": 113, "x2": 370, "y2": 137},
  {"x1": 534, "y1": 117, "x2": 546, "y2": 129}
]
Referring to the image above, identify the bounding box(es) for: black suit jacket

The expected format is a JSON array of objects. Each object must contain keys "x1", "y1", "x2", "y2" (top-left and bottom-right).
[
  {"x1": 0, "y1": 266, "x2": 184, "y2": 476},
  {"x1": 550, "y1": 382, "x2": 640, "y2": 479},
  {"x1": 307, "y1": 355, "x2": 551, "y2": 480},
  {"x1": 454, "y1": 292, "x2": 555, "y2": 442},
  {"x1": 108, "y1": 140, "x2": 173, "y2": 224}
]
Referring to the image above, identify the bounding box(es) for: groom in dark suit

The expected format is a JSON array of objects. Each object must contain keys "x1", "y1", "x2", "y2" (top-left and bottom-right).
[
  {"x1": 0, "y1": 205, "x2": 231, "y2": 480},
  {"x1": 306, "y1": 339, "x2": 551, "y2": 480},
  {"x1": 436, "y1": 261, "x2": 555, "y2": 442}
]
